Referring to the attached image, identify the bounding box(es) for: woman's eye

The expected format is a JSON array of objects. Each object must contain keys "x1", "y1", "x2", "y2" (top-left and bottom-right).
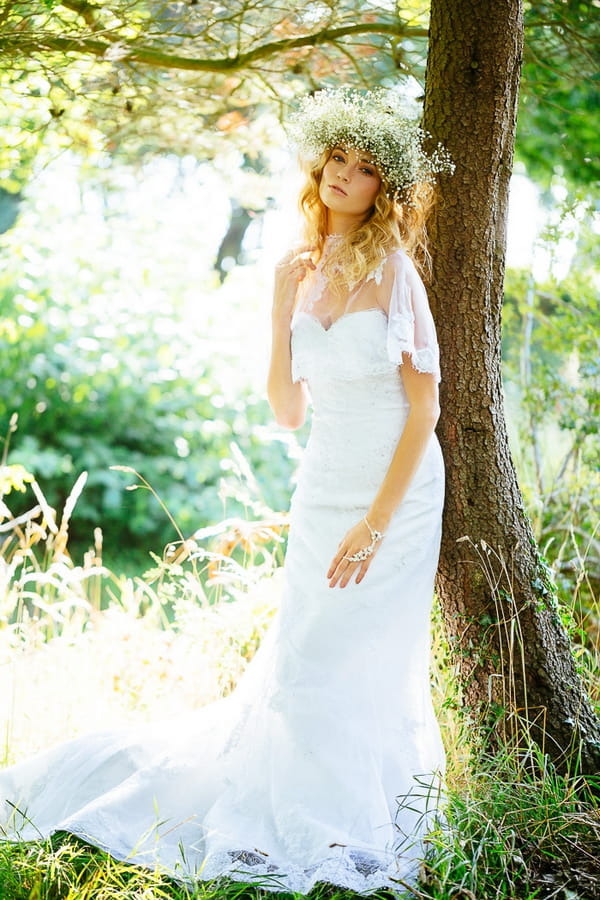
[
  {"x1": 361, "y1": 167, "x2": 375, "y2": 176},
  {"x1": 332, "y1": 153, "x2": 345, "y2": 163}
]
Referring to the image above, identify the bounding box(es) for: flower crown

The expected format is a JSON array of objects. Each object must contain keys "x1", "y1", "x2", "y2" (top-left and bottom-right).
[{"x1": 288, "y1": 87, "x2": 454, "y2": 198}]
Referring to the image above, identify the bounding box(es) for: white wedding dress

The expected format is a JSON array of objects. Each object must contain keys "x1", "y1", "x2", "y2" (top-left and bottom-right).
[{"x1": 0, "y1": 245, "x2": 445, "y2": 895}]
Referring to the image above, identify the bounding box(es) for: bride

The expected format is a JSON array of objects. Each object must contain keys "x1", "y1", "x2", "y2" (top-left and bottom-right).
[{"x1": 1, "y1": 88, "x2": 454, "y2": 895}]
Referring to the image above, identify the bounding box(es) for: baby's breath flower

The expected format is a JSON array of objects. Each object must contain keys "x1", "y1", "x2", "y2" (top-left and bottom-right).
[{"x1": 288, "y1": 87, "x2": 455, "y2": 198}]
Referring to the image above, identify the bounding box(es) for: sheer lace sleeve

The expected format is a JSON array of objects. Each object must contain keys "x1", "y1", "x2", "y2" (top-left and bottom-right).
[{"x1": 384, "y1": 250, "x2": 441, "y2": 382}]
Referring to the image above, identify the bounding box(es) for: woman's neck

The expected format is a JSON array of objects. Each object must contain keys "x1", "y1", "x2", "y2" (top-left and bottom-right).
[{"x1": 326, "y1": 212, "x2": 362, "y2": 234}]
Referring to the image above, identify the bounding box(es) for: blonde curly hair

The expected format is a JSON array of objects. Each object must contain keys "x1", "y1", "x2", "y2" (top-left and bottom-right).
[{"x1": 298, "y1": 149, "x2": 436, "y2": 293}]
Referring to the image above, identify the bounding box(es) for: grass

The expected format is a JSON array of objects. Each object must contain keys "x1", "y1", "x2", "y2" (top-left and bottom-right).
[
  {"x1": 0, "y1": 836, "x2": 399, "y2": 900},
  {"x1": 2, "y1": 749, "x2": 599, "y2": 900},
  {"x1": 423, "y1": 748, "x2": 600, "y2": 900},
  {"x1": 1, "y1": 467, "x2": 600, "y2": 899}
]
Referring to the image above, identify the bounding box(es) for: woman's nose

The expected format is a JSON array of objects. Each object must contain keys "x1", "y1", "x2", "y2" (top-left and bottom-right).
[{"x1": 337, "y1": 167, "x2": 350, "y2": 182}]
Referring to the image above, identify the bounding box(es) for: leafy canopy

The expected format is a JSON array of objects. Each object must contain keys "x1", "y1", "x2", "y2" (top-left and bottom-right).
[{"x1": 0, "y1": 0, "x2": 597, "y2": 191}]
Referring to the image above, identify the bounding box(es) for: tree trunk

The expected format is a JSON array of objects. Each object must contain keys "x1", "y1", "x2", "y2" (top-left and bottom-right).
[{"x1": 423, "y1": 0, "x2": 600, "y2": 772}]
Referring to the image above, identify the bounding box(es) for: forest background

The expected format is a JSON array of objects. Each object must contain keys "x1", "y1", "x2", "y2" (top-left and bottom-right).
[{"x1": 0, "y1": 0, "x2": 599, "y2": 898}]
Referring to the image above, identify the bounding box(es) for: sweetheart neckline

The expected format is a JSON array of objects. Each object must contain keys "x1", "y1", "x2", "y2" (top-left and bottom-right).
[{"x1": 294, "y1": 307, "x2": 387, "y2": 334}]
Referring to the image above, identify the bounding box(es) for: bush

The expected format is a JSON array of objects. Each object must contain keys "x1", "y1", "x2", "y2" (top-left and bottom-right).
[
  {"x1": 502, "y1": 215, "x2": 599, "y2": 650},
  {"x1": 0, "y1": 277, "x2": 300, "y2": 573}
]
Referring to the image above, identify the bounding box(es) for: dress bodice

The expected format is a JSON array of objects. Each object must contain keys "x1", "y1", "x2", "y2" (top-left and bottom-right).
[
  {"x1": 292, "y1": 246, "x2": 440, "y2": 385},
  {"x1": 291, "y1": 308, "x2": 409, "y2": 415},
  {"x1": 289, "y1": 247, "x2": 444, "y2": 510},
  {"x1": 290, "y1": 309, "x2": 413, "y2": 508}
]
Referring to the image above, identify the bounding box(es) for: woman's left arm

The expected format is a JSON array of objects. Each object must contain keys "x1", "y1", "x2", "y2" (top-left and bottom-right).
[{"x1": 327, "y1": 357, "x2": 440, "y2": 588}]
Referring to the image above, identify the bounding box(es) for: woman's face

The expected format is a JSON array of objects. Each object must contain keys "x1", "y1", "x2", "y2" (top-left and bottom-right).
[{"x1": 319, "y1": 146, "x2": 382, "y2": 222}]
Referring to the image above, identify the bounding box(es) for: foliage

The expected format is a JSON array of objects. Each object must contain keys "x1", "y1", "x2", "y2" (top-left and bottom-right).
[
  {"x1": 0, "y1": 1, "x2": 414, "y2": 168},
  {"x1": 0, "y1": 0, "x2": 598, "y2": 195},
  {"x1": 518, "y1": 0, "x2": 600, "y2": 190},
  {"x1": 422, "y1": 746, "x2": 600, "y2": 899},
  {"x1": 0, "y1": 301, "x2": 292, "y2": 571},
  {"x1": 2, "y1": 415, "x2": 600, "y2": 899},
  {"x1": 0, "y1": 156, "x2": 303, "y2": 572},
  {"x1": 0, "y1": 568, "x2": 600, "y2": 900},
  {"x1": 0, "y1": 0, "x2": 413, "y2": 85},
  {"x1": 4, "y1": 747, "x2": 600, "y2": 900},
  {"x1": 0, "y1": 467, "x2": 285, "y2": 758},
  {"x1": 0, "y1": 838, "x2": 400, "y2": 900},
  {"x1": 0, "y1": 71, "x2": 65, "y2": 199},
  {"x1": 502, "y1": 204, "x2": 600, "y2": 640},
  {"x1": 3, "y1": 469, "x2": 599, "y2": 899}
]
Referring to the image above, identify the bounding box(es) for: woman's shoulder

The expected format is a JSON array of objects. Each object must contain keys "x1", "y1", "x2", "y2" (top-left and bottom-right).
[
  {"x1": 384, "y1": 249, "x2": 428, "y2": 294},
  {"x1": 385, "y1": 247, "x2": 419, "y2": 273},
  {"x1": 373, "y1": 248, "x2": 417, "y2": 292},
  {"x1": 374, "y1": 248, "x2": 431, "y2": 316}
]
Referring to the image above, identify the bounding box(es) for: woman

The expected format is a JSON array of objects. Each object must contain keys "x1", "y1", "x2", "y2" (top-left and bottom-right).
[{"x1": 0, "y1": 88, "x2": 453, "y2": 894}]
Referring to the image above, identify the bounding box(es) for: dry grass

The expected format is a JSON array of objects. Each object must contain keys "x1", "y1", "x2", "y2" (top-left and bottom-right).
[{"x1": 1, "y1": 464, "x2": 600, "y2": 900}]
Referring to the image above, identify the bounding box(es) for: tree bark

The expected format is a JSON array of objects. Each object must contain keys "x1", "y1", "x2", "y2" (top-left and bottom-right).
[{"x1": 423, "y1": 0, "x2": 600, "y2": 772}]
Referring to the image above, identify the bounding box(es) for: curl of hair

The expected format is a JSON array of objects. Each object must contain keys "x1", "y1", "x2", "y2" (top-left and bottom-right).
[{"x1": 298, "y1": 150, "x2": 436, "y2": 293}]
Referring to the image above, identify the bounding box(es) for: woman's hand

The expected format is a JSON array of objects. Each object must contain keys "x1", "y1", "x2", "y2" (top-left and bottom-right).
[
  {"x1": 272, "y1": 246, "x2": 315, "y2": 328},
  {"x1": 267, "y1": 244, "x2": 315, "y2": 429},
  {"x1": 327, "y1": 518, "x2": 384, "y2": 589}
]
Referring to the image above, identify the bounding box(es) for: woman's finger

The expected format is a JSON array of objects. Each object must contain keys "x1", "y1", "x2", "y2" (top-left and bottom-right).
[
  {"x1": 343, "y1": 556, "x2": 373, "y2": 588},
  {"x1": 329, "y1": 545, "x2": 353, "y2": 577},
  {"x1": 354, "y1": 559, "x2": 370, "y2": 585},
  {"x1": 329, "y1": 545, "x2": 378, "y2": 588},
  {"x1": 276, "y1": 246, "x2": 315, "y2": 268},
  {"x1": 327, "y1": 547, "x2": 346, "y2": 578},
  {"x1": 328, "y1": 555, "x2": 351, "y2": 587},
  {"x1": 339, "y1": 555, "x2": 368, "y2": 588}
]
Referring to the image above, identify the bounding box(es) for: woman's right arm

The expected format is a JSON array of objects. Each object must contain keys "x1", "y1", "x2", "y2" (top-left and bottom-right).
[{"x1": 267, "y1": 247, "x2": 314, "y2": 430}]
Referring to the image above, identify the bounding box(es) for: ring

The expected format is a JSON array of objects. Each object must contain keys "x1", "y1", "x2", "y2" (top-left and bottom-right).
[{"x1": 343, "y1": 546, "x2": 374, "y2": 563}]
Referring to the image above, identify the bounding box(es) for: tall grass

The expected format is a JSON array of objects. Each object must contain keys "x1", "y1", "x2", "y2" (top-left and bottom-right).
[
  {"x1": 0, "y1": 462, "x2": 284, "y2": 764},
  {"x1": 423, "y1": 744, "x2": 600, "y2": 900},
  {"x1": 1, "y1": 463, "x2": 600, "y2": 899}
]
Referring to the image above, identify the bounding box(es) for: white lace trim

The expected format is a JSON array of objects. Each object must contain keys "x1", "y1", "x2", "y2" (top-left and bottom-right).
[
  {"x1": 386, "y1": 251, "x2": 440, "y2": 381},
  {"x1": 192, "y1": 846, "x2": 422, "y2": 894},
  {"x1": 21, "y1": 819, "x2": 431, "y2": 895},
  {"x1": 365, "y1": 257, "x2": 386, "y2": 286}
]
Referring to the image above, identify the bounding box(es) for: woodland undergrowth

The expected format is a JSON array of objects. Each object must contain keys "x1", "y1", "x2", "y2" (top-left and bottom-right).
[{"x1": 0, "y1": 462, "x2": 599, "y2": 900}]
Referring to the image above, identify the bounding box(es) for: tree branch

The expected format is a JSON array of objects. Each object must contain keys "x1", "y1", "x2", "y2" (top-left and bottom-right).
[
  {"x1": 0, "y1": 21, "x2": 426, "y2": 73},
  {"x1": 58, "y1": 0, "x2": 99, "y2": 29}
]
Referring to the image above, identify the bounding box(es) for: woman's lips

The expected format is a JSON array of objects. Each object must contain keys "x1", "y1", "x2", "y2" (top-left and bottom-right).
[{"x1": 328, "y1": 184, "x2": 347, "y2": 196}]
